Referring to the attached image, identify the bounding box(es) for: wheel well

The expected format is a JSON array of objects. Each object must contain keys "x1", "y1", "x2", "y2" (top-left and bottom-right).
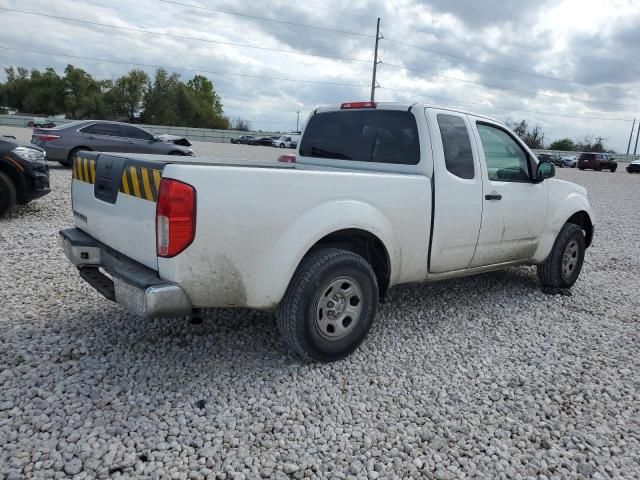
[
  {"x1": 566, "y1": 211, "x2": 593, "y2": 248},
  {"x1": 0, "y1": 161, "x2": 26, "y2": 202},
  {"x1": 311, "y1": 229, "x2": 391, "y2": 300},
  {"x1": 68, "y1": 147, "x2": 91, "y2": 162}
]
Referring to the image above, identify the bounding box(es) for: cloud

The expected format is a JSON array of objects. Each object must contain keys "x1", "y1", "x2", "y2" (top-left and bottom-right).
[{"x1": 0, "y1": 0, "x2": 638, "y2": 150}]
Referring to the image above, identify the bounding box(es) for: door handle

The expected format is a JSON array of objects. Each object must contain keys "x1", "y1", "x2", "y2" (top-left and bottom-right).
[{"x1": 485, "y1": 194, "x2": 502, "y2": 200}]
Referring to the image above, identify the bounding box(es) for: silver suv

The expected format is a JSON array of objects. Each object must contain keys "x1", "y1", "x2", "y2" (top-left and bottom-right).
[{"x1": 31, "y1": 121, "x2": 193, "y2": 166}]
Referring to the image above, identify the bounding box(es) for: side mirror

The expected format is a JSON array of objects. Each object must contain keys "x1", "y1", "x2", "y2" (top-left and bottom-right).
[{"x1": 535, "y1": 161, "x2": 555, "y2": 182}]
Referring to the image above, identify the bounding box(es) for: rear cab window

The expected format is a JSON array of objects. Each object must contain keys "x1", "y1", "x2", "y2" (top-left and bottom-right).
[{"x1": 299, "y1": 109, "x2": 420, "y2": 165}]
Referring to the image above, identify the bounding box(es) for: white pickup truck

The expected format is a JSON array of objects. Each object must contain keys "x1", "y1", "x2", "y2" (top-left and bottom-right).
[{"x1": 60, "y1": 101, "x2": 594, "y2": 362}]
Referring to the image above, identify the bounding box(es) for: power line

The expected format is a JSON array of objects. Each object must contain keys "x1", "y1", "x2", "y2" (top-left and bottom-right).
[
  {"x1": 0, "y1": 46, "x2": 368, "y2": 89},
  {"x1": 382, "y1": 37, "x2": 633, "y2": 95},
  {"x1": 378, "y1": 86, "x2": 634, "y2": 122},
  {"x1": 380, "y1": 62, "x2": 640, "y2": 108},
  {"x1": 158, "y1": 0, "x2": 374, "y2": 38},
  {"x1": 0, "y1": 7, "x2": 370, "y2": 63}
]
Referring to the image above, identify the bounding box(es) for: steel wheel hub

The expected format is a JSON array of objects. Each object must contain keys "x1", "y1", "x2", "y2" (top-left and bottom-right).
[
  {"x1": 562, "y1": 240, "x2": 579, "y2": 278},
  {"x1": 316, "y1": 276, "x2": 363, "y2": 341}
]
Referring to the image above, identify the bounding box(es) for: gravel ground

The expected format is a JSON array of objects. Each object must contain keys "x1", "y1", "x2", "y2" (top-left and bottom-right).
[{"x1": 1, "y1": 136, "x2": 639, "y2": 479}]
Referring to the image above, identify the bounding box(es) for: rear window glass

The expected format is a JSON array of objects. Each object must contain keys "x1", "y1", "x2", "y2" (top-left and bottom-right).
[
  {"x1": 437, "y1": 114, "x2": 474, "y2": 179},
  {"x1": 299, "y1": 110, "x2": 420, "y2": 164}
]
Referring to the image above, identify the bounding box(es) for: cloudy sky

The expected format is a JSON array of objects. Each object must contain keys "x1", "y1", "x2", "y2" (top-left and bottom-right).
[{"x1": 0, "y1": 0, "x2": 639, "y2": 151}]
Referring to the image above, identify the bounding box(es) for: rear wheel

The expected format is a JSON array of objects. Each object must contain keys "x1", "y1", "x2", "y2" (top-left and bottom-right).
[
  {"x1": 610, "y1": 165, "x2": 617, "y2": 172},
  {"x1": 0, "y1": 171, "x2": 17, "y2": 217},
  {"x1": 538, "y1": 223, "x2": 585, "y2": 290},
  {"x1": 277, "y1": 248, "x2": 379, "y2": 362}
]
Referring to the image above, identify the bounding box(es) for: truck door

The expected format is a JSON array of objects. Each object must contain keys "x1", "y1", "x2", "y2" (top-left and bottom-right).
[
  {"x1": 469, "y1": 119, "x2": 549, "y2": 267},
  {"x1": 426, "y1": 109, "x2": 483, "y2": 273}
]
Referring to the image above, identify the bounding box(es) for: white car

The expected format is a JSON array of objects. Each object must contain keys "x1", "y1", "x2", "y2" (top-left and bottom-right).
[
  {"x1": 562, "y1": 156, "x2": 577, "y2": 168},
  {"x1": 60, "y1": 101, "x2": 594, "y2": 362},
  {"x1": 272, "y1": 134, "x2": 300, "y2": 148}
]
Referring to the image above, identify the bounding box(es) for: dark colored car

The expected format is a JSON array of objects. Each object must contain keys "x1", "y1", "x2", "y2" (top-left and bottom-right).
[
  {"x1": 0, "y1": 136, "x2": 50, "y2": 216},
  {"x1": 27, "y1": 119, "x2": 56, "y2": 128},
  {"x1": 250, "y1": 136, "x2": 279, "y2": 146},
  {"x1": 232, "y1": 135, "x2": 255, "y2": 145},
  {"x1": 626, "y1": 160, "x2": 640, "y2": 173},
  {"x1": 578, "y1": 153, "x2": 617, "y2": 172},
  {"x1": 31, "y1": 120, "x2": 194, "y2": 166}
]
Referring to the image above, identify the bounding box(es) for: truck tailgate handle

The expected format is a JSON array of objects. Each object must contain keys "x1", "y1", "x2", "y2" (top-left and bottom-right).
[{"x1": 485, "y1": 194, "x2": 502, "y2": 200}]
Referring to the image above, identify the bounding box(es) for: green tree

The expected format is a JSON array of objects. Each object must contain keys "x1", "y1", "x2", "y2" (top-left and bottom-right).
[
  {"x1": 63, "y1": 65, "x2": 109, "y2": 119},
  {"x1": 141, "y1": 68, "x2": 181, "y2": 125},
  {"x1": 548, "y1": 138, "x2": 575, "y2": 151},
  {"x1": 110, "y1": 69, "x2": 149, "y2": 122}
]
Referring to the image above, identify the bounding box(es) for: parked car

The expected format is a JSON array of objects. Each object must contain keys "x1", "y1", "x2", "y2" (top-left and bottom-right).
[
  {"x1": 578, "y1": 153, "x2": 617, "y2": 172},
  {"x1": 562, "y1": 156, "x2": 577, "y2": 168},
  {"x1": 27, "y1": 118, "x2": 56, "y2": 128},
  {"x1": 250, "y1": 136, "x2": 278, "y2": 146},
  {"x1": 272, "y1": 134, "x2": 301, "y2": 148},
  {"x1": 60, "y1": 101, "x2": 593, "y2": 362},
  {"x1": 0, "y1": 137, "x2": 50, "y2": 216},
  {"x1": 537, "y1": 153, "x2": 563, "y2": 167},
  {"x1": 232, "y1": 135, "x2": 255, "y2": 145},
  {"x1": 627, "y1": 159, "x2": 640, "y2": 173},
  {"x1": 31, "y1": 120, "x2": 194, "y2": 166}
]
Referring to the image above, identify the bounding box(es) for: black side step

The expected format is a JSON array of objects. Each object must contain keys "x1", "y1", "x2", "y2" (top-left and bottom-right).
[{"x1": 79, "y1": 267, "x2": 116, "y2": 301}]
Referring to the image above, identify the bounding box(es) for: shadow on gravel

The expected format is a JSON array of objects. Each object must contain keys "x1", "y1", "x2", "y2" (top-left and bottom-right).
[{"x1": 57, "y1": 266, "x2": 546, "y2": 393}]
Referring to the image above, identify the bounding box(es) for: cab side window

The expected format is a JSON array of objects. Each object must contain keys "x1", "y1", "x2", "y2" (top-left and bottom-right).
[
  {"x1": 82, "y1": 123, "x2": 124, "y2": 137},
  {"x1": 437, "y1": 114, "x2": 475, "y2": 179},
  {"x1": 477, "y1": 123, "x2": 530, "y2": 182}
]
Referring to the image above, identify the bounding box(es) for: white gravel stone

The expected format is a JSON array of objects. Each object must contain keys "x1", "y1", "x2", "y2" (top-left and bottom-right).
[{"x1": 1, "y1": 128, "x2": 639, "y2": 478}]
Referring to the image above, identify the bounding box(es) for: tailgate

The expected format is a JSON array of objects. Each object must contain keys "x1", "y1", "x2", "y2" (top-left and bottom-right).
[{"x1": 71, "y1": 152, "x2": 166, "y2": 269}]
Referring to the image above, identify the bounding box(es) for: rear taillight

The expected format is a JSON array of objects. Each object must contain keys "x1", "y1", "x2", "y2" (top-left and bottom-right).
[
  {"x1": 156, "y1": 178, "x2": 196, "y2": 258},
  {"x1": 277, "y1": 154, "x2": 296, "y2": 163},
  {"x1": 340, "y1": 101, "x2": 376, "y2": 109},
  {"x1": 34, "y1": 134, "x2": 60, "y2": 142}
]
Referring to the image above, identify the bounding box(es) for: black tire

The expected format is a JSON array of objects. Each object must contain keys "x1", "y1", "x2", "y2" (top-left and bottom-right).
[
  {"x1": 0, "y1": 171, "x2": 17, "y2": 217},
  {"x1": 537, "y1": 223, "x2": 586, "y2": 290},
  {"x1": 277, "y1": 248, "x2": 379, "y2": 362},
  {"x1": 610, "y1": 165, "x2": 617, "y2": 172},
  {"x1": 169, "y1": 151, "x2": 185, "y2": 156},
  {"x1": 579, "y1": 167, "x2": 585, "y2": 170},
  {"x1": 279, "y1": 143, "x2": 285, "y2": 148},
  {"x1": 64, "y1": 147, "x2": 89, "y2": 168}
]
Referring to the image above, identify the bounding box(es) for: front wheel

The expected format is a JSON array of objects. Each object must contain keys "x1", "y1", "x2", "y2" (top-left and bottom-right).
[
  {"x1": 279, "y1": 143, "x2": 285, "y2": 148},
  {"x1": 537, "y1": 223, "x2": 586, "y2": 290},
  {"x1": 277, "y1": 248, "x2": 379, "y2": 362},
  {"x1": 0, "y1": 171, "x2": 17, "y2": 217}
]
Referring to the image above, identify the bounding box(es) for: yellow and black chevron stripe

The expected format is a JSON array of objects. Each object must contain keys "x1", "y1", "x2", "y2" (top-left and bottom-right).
[
  {"x1": 120, "y1": 165, "x2": 162, "y2": 202},
  {"x1": 72, "y1": 156, "x2": 162, "y2": 202},
  {"x1": 72, "y1": 156, "x2": 96, "y2": 184}
]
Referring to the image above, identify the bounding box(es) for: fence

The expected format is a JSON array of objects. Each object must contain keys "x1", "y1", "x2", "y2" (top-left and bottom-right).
[{"x1": 0, "y1": 114, "x2": 282, "y2": 144}]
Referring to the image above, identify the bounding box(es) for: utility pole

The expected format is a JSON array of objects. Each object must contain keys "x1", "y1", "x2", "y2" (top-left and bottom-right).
[
  {"x1": 370, "y1": 17, "x2": 381, "y2": 102},
  {"x1": 296, "y1": 111, "x2": 300, "y2": 132},
  {"x1": 627, "y1": 118, "x2": 636, "y2": 155},
  {"x1": 634, "y1": 120, "x2": 640, "y2": 155}
]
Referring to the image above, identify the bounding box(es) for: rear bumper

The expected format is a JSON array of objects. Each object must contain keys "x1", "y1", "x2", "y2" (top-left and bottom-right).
[{"x1": 59, "y1": 228, "x2": 192, "y2": 318}]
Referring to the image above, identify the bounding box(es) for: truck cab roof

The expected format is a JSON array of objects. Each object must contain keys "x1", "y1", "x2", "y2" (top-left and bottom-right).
[{"x1": 314, "y1": 101, "x2": 503, "y2": 126}]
